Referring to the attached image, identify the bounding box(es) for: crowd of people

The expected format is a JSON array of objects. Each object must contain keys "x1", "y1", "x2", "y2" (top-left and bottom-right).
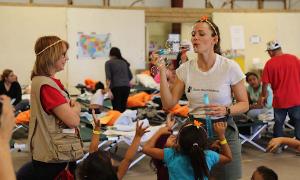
[{"x1": 0, "y1": 15, "x2": 299, "y2": 180}]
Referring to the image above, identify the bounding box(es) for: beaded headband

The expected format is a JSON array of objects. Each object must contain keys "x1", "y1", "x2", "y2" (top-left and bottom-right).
[
  {"x1": 36, "y1": 40, "x2": 63, "y2": 56},
  {"x1": 197, "y1": 16, "x2": 218, "y2": 36}
]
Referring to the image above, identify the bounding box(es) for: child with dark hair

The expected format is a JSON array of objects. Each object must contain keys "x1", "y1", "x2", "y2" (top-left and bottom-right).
[
  {"x1": 245, "y1": 71, "x2": 273, "y2": 119},
  {"x1": 89, "y1": 81, "x2": 106, "y2": 113},
  {"x1": 76, "y1": 110, "x2": 149, "y2": 180},
  {"x1": 150, "y1": 113, "x2": 177, "y2": 180},
  {"x1": 143, "y1": 121, "x2": 232, "y2": 180},
  {"x1": 251, "y1": 166, "x2": 278, "y2": 180}
]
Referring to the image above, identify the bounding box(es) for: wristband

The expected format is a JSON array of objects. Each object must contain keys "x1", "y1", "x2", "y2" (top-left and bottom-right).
[
  {"x1": 93, "y1": 130, "x2": 101, "y2": 135},
  {"x1": 220, "y1": 139, "x2": 227, "y2": 145}
]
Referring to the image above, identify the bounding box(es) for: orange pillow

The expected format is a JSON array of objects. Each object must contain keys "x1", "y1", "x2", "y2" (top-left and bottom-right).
[
  {"x1": 127, "y1": 92, "x2": 151, "y2": 108},
  {"x1": 84, "y1": 78, "x2": 96, "y2": 90},
  {"x1": 106, "y1": 110, "x2": 122, "y2": 126},
  {"x1": 16, "y1": 110, "x2": 30, "y2": 124}
]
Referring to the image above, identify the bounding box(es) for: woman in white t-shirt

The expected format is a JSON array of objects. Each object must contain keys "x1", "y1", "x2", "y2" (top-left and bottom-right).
[{"x1": 157, "y1": 16, "x2": 249, "y2": 180}]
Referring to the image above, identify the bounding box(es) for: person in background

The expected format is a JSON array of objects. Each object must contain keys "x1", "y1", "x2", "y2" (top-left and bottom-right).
[
  {"x1": 156, "y1": 16, "x2": 248, "y2": 180},
  {"x1": 260, "y1": 40, "x2": 300, "y2": 144},
  {"x1": 105, "y1": 47, "x2": 133, "y2": 112},
  {"x1": 0, "y1": 69, "x2": 22, "y2": 106},
  {"x1": 0, "y1": 69, "x2": 30, "y2": 113},
  {"x1": 0, "y1": 95, "x2": 16, "y2": 180},
  {"x1": 175, "y1": 45, "x2": 189, "y2": 69},
  {"x1": 251, "y1": 166, "x2": 278, "y2": 180},
  {"x1": 89, "y1": 81, "x2": 107, "y2": 113},
  {"x1": 245, "y1": 72, "x2": 273, "y2": 119},
  {"x1": 17, "y1": 36, "x2": 83, "y2": 180}
]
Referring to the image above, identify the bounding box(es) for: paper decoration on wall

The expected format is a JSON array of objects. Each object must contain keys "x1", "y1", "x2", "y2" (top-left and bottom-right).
[
  {"x1": 230, "y1": 25, "x2": 245, "y2": 50},
  {"x1": 250, "y1": 35, "x2": 261, "y2": 44},
  {"x1": 77, "y1": 32, "x2": 111, "y2": 59}
]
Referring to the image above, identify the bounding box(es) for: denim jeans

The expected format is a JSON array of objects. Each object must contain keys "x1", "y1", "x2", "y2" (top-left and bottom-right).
[{"x1": 273, "y1": 105, "x2": 300, "y2": 140}]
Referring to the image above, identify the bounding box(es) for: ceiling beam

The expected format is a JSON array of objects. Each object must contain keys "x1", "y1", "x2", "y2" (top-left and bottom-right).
[{"x1": 145, "y1": 8, "x2": 213, "y2": 23}]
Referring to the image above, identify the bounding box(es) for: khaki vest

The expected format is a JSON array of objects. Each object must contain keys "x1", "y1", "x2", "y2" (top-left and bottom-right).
[{"x1": 28, "y1": 76, "x2": 83, "y2": 163}]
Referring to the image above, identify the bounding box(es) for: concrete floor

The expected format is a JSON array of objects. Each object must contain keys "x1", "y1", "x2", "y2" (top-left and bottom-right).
[{"x1": 12, "y1": 140, "x2": 300, "y2": 180}]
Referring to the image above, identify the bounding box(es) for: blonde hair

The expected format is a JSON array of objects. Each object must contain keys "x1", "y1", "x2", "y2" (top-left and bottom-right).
[{"x1": 31, "y1": 36, "x2": 69, "y2": 80}]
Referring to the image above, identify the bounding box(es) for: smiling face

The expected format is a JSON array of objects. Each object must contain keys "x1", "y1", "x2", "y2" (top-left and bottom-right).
[
  {"x1": 54, "y1": 43, "x2": 68, "y2": 73},
  {"x1": 191, "y1": 22, "x2": 218, "y2": 54}
]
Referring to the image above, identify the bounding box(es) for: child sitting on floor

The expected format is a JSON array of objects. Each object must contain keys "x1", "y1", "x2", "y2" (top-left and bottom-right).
[
  {"x1": 142, "y1": 120, "x2": 232, "y2": 180},
  {"x1": 76, "y1": 110, "x2": 149, "y2": 180}
]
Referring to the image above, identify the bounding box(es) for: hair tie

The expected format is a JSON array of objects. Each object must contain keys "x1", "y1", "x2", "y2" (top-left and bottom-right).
[
  {"x1": 36, "y1": 39, "x2": 63, "y2": 56},
  {"x1": 193, "y1": 120, "x2": 201, "y2": 129}
]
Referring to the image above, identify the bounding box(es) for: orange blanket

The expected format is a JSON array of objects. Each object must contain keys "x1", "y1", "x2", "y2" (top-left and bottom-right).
[
  {"x1": 99, "y1": 110, "x2": 121, "y2": 126},
  {"x1": 127, "y1": 92, "x2": 152, "y2": 108}
]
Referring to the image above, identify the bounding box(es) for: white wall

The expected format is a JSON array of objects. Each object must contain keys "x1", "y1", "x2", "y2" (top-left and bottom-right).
[
  {"x1": 213, "y1": 12, "x2": 300, "y2": 71},
  {"x1": 0, "y1": 6, "x2": 67, "y2": 85},
  {"x1": 66, "y1": 8, "x2": 145, "y2": 93},
  {"x1": 0, "y1": 6, "x2": 145, "y2": 94}
]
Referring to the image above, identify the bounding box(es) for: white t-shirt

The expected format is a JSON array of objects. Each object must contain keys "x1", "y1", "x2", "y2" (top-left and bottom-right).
[
  {"x1": 176, "y1": 54, "x2": 245, "y2": 118},
  {"x1": 90, "y1": 89, "x2": 104, "y2": 105}
]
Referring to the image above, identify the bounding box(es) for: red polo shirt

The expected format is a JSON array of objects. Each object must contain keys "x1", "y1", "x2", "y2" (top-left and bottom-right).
[{"x1": 262, "y1": 54, "x2": 300, "y2": 108}]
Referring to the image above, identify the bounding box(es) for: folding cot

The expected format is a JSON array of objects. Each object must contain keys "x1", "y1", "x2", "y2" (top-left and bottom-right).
[
  {"x1": 78, "y1": 113, "x2": 165, "y2": 169},
  {"x1": 236, "y1": 119, "x2": 269, "y2": 152}
]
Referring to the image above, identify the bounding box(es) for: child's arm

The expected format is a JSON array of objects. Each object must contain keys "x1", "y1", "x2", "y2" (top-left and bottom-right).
[
  {"x1": 142, "y1": 114, "x2": 174, "y2": 160},
  {"x1": 213, "y1": 122, "x2": 232, "y2": 164},
  {"x1": 89, "y1": 110, "x2": 101, "y2": 153},
  {"x1": 267, "y1": 137, "x2": 300, "y2": 152},
  {"x1": 117, "y1": 120, "x2": 149, "y2": 179},
  {"x1": 142, "y1": 127, "x2": 172, "y2": 160}
]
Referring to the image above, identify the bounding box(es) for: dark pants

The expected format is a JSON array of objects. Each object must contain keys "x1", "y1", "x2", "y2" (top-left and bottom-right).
[
  {"x1": 111, "y1": 86, "x2": 130, "y2": 113},
  {"x1": 274, "y1": 105, "x2": 300, "y2": 139},
  {"x1": 16, "y1": 160, "x2": 76, "y2": 180}
]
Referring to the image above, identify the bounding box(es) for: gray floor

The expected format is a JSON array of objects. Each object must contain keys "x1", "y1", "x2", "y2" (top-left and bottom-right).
[{"x1": 12, "y1": 140, "x2": 300, "y2": 180}]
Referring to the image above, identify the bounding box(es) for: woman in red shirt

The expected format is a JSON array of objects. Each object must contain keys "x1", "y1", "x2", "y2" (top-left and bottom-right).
[{"x1": 17, "y1": 36, "x2": 83, "y2": 180}]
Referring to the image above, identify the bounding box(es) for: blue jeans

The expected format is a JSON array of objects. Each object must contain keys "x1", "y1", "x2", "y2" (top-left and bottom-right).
[{"x1": 273, "y1": 105, "x2": 300, "y2": 140}]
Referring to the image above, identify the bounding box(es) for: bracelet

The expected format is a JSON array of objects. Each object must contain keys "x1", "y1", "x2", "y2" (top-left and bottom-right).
[
  {"x1": 93, "y1": 130, "x2": 101, "y2": 135},
  {"x1": 220, "y1": 139, "x2": 228, "y2": 145}
]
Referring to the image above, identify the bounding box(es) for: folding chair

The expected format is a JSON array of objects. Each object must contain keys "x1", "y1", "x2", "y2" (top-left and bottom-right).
[{"x1": 237, "y1": 120, "x2": 268, "y2": 152}]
